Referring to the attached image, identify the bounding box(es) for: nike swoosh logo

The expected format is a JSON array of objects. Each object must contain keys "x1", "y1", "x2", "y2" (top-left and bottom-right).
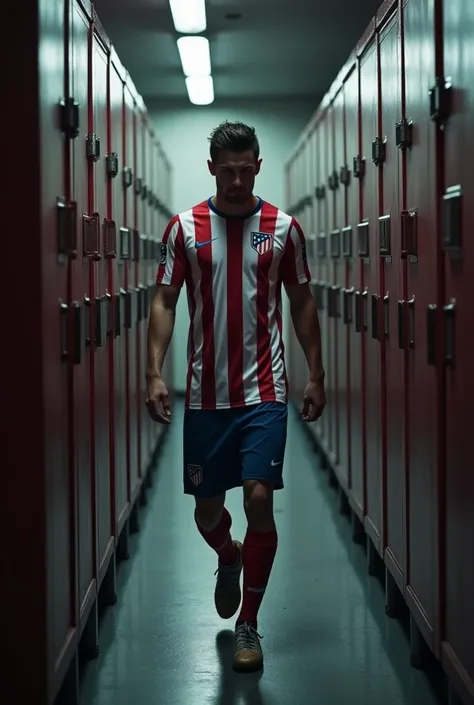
[
  {"x1": 271, "y1": 459, "x2": 283, "y2": 467},
  {"x1": 195, "y1": 238, "x2": 217, "y2": 249}
]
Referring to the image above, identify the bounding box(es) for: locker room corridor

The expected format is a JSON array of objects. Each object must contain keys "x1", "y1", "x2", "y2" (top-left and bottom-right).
[{"x1": 80, "y1": 401, "x2": 444, "y2": 705}]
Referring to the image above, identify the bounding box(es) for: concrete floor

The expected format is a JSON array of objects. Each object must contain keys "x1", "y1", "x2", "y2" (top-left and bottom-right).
[{"x1": 80, "y1": 401, "x2": 445, "y2": 705}]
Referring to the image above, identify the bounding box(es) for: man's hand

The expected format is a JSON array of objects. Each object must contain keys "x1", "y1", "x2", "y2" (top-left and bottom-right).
[
  {"x1": 301, "y1": 380, "x2": 326, "y2": 422},
  {"x1": 146, "y1": 376, "x2": 171, "y2": 424}
]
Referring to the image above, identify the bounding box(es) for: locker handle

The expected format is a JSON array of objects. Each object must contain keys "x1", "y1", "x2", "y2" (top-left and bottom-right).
[
  {"x1": 408, "y1": 297, "x2": 415, "y2": 349},
  {"x1": 362, "y1": 291, "x2": 368, "y2": 331},
  {"x1": 60, "y1": 301, "x2": 68, "y2": 362},
  {"x1": 371, "y1": 294, "x2": 379, "y2": 340},
  {"x1": 72, "y1": 301, "x2": 82, "y2": 365},
  {"x1": 114, "y1": 292, "x2": 121, "y2": 337},
  {"x1": 383, "y1": 295, "x2": 389, "y2": 339},
  {"x1": 443, "y1": 300, "x2": 455, "y2": 368},
  {"x1": 398, "y1": 300, "x2": 406, "y2": 350},
  {"x1": 354, "y1": 291, "x2": 361, "y2": 332},
  {"x1": 427, "y1": 304, "x2": 437, "y2": 366}
]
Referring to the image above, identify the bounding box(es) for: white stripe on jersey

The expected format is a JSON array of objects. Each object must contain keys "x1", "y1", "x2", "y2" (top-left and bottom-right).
[
  {"x1": 242, "y1": 213, "x2": 262, "y2": 404},
  {"x1": 180, "y1": 208, "x2": 203, "y2": 407}
]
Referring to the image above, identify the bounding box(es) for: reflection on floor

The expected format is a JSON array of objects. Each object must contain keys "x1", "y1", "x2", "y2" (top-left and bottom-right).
[{"x1": 81, "y1": 401, "x2": 445, "y2": 705}]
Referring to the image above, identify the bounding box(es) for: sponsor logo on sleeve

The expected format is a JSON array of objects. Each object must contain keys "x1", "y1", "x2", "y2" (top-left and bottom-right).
[{"x1": 159, "y1": 243, "x2": 167, "y2": 265}]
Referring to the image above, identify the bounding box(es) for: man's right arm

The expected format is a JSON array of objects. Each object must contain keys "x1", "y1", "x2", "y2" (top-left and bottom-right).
[{"x1": 146, "y1": 284, "x2": 180, "y2": 382}]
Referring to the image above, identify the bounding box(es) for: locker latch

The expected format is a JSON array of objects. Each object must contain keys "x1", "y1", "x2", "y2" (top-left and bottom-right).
[
  {"x1": 86, "y1": 133, "x2": 101, "y2": 162},
  {"x1": 134, "y1": 177, "x2": 143, "y2": 196},
  {"x1": 57, "y1": 197, "x2": 77, "y2": 259},
  {"x1": 103, "y1": 219, "x2": 117, "y2": 259},
  {"x1": 106, "y1": 152, "x2": 119, "y2": 178},
  {"x1": 357, "y1": 221, "x2": 370, "y2": 258},
  {"x1": 378, "y1": 214, "x2": 391, "y2": 258},
  {"x1": 401, "y1": 209, "x2": 418, "y2": 262},
  {"x1": 342, "y1": 226, "x2": 352, "y2": 258},
  {"x1": 123, "y1": 167, "x2": 133, "y2": 189},
  {"x1": 330, "y1": 229, "x2": 341, "y2": 259},
  {"x1": 340, "y1": 165, "x2": 351, "y2": 186},
  {"x1": 315, "y1": 185, "x2": 326, "y2": 200},
  {"x1": 60, "y1": 97, "x2": 80, "y2": 139},
  {"x1": 119, "y1": 227, "x2": 131, "y2": 260},
  {"x1": 328, "y1": 171, "x2": 339, "y2": 191},
  {"x1": 372, "y1": 138, "x2": 386, "y2": 166},
  {"x1": 442, "y1": 185, "x2": 462, "y2": 255},
  {"x1": 396, "y1": 118, "x2": 413, "y2": 150},
  {"x1": 429, "y1": 76, "x2": 452, "y2": 124},
  {"x1": 353, "y1": 155, "x2": 365, "y2": 179},
  {"x1": 83, "y1": 213, "x2": 101, "y2": 259}
]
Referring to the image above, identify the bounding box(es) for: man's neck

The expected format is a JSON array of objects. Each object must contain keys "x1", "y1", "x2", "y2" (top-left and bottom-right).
[{"x1": 212, "y1": 194, "x2": 259, "y2": 217}]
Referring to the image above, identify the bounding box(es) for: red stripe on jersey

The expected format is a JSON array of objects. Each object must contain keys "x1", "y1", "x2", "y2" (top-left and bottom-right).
[
  {"x1": 156, "y1": 215, "x2": 179, "y2": 284},
  {"x1": 291, "y1": 217, "x2": 311, "y2": 281},
  {"x1": 226, "y1": 219, "x2": 245, "y2": 405},
  {"x1": 193, "y1": 203, "x2": 216, "y2": 408},
  {"x1": 256, "y1": 202, "x2": 278, "y2": 401},
  {"x1": 185, "y1": 266, "x2": 197, "y2": 408}
]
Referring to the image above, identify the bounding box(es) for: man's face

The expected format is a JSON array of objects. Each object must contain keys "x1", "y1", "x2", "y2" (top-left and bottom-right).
[{"x1": 208, "y1": 149, "x2": 262, "y2": 205}]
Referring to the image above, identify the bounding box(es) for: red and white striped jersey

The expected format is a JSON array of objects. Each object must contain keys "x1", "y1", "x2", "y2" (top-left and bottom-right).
[{"x1": 156, "y1": 197, "x2": 311, "y2": 410}]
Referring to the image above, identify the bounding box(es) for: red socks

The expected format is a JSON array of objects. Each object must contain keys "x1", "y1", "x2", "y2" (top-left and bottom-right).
[
  {"x1": 196, "y1": 507, "x2": 239, "y2": 565},
  {"x1": 237, "y1": 529, "x2": 278, "y2": 626}
]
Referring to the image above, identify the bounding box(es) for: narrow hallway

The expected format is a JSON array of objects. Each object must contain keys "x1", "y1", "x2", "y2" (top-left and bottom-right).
[{"x1": 81, "y1": 402, "x2": 443, "y2": 705}]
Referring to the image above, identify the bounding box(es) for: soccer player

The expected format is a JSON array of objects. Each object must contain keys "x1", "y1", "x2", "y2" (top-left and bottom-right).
[{"x1": 145, "y1": 121, "x2": 326, "y2": 673}]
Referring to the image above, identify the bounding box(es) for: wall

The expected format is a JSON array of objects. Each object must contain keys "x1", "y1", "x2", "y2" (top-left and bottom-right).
[{"x1": 150, "y1": 99, "x2": 314, "y2": 393}]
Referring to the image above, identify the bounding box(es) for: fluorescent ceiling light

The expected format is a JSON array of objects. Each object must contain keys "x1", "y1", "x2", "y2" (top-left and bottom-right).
[
  {"x1": 177, "y1": 36, "x2": 211, "y2": 77},
  {"x1": 185, "y1": 75, "x2": 214, "y2": 106},
  {"x1": 169, "y1": 0, "x2": 207, "y2": 34}
]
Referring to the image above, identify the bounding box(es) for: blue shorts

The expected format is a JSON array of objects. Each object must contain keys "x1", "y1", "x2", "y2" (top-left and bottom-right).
[{"x1": 183, "y1": 402, "x2": 288, "y2": 498}]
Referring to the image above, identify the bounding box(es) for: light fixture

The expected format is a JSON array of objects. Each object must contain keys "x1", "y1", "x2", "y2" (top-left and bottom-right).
[
  {"x1": 177, "y1": 36, "x2": 211, "y2": 77},
  {"x1": 185, "y1": 75, "x2": 214, "y2": 105},
  {"x1": 169, "y1": 0, "x2": 207, "y2": 34}
]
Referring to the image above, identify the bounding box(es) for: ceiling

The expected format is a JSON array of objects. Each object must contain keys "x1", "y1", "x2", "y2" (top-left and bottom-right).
[{"x1": 93, "y1": 0, "x2": 382, "y2": 104}]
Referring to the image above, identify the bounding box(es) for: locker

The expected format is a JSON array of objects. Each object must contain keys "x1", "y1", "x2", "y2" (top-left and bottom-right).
[
  {"x1": 91, "y1": 28, "x2": 114, "y2": 591},
  {"x1": 402, "y1": 0, "x2": 441, "y2": 657},
  {"x1": 109, "y1": 52, "x2": 129, "y2": 539},
  {"x1": 442, "y1": 0, "x2": 474, "y2": 700},
  {"x1": 325, "y1": 104, "x2": 337, "y2": 461},
  {"x1": 378, "y1": 11, "x2": 406, "y2": 589},
  {"x1": 344, "y1": 63, "x2": 364, "y2": 518},
  {"x1": 134, "y1": 104, "x2": 145, "y2": 484},
  {"x1": 70, "y1": 0, "x2": 97, "y2": 651},
  {"x1": 359, "y1": 39, "x2": 382, "y2": 551}
]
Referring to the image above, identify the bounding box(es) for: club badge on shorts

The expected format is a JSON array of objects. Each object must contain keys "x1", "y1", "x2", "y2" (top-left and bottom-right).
[
  {"x1": 188, "y1": 464, "x2": 203, "y2": 486},
  {"x1": 251, "y1": 231, "x2": 274, "y2": 255}
]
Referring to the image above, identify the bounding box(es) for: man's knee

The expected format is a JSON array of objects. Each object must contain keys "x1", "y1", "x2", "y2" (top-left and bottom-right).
[
  {"x1": 194, "y1": 494, "x2": 226, "y2": 531},
  {"x1": 243, "y1": 480, "x2": 274, "y2": 530}
]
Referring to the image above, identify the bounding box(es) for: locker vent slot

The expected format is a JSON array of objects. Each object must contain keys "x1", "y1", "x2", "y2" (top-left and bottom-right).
[
  {"x1": 342, "y1": 226, "x2": 353, "y2": 258},
  {"x1": 106, "y1": 152, "x2": 119, "y2": 178},
  {"x1": 60, "y1": 97, "x2": 79, "y2": 139},
  {"x1": 83, "y1": 213, "x2": 101, "y2": 259},
  {"x1": 353, "y1": 155, "x2": 365, "y2": 179},
  {"x1": 315, "y1": 185, "x2": 326, "y2": 200},
  {"x1": 134, "y1": 177, "x2": 143, "y2": 195},
  {"x1": 119, "y1": 227, "x2": 131, "y2": 260},
  {"x1": 401, "y1": 209, "x2": 418, "y2": 262},
  {"x1": 317, "y1": 233, "x2": 327, "y2": 259},
  {"x1": 123, "y1": 166, "x2": 133, "y2": 189},
  {"x1": 429, "y1": 76, "x2": 452, "y2": 123},
  {"x1": 103, "y1": 219, "x2": 117, "y2": 259},
  {"x1": 330, "y1": 229, "x2": 341, "y2": 259},
  {"x1": 132, "y1": 229, "x2": 140, "y2": 262},
  {"x1": 442, "y1": 185, "x2": 462, "y2": 254},
  {"x1": 379, "y1": 215, "x2": 391, "y2": 257},
  {"x1": 357, "y1": 221, "x2": 369, "y2": 258},
  {"x1": 86, "y1": 133, "x2": 101, "y2": 162},
  {"x1": 396, "y1": 119, "x2": 413, "y2": 150},
  {"x1": 57, "y1": 197, "x2": 77, "y2": 259},
  {"x1": 372, "y1": 138, "x2": 386, "y2": 166},
  {"x1": 328, "y1": 171, "x2": 339, "y2": 191},
  {"x1": 340, "y1": 165, "x2": 351, "y2": 186}
]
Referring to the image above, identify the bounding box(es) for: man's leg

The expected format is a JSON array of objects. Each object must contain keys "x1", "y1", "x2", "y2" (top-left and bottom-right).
[{"x1": 232, "y1": 402, "x2": 287, "y2": 672}]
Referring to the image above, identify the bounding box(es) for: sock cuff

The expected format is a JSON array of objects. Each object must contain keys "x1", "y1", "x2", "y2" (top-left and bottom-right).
[{"x1": 245, "y1": 529, "x2": 278, "y2": 548}]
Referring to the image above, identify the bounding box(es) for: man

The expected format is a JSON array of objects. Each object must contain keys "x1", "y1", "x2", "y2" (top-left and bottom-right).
[{"x1": 145, "y1": 121, "x2": 326, "y2": 673}]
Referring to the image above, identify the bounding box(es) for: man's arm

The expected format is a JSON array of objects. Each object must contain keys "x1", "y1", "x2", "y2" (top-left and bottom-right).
[
  {"x1": 146, "y1": 284, "x2": 180, "y2": 381},
  {"x1": 286, "y1": 282, "x2": 325, "y2": 384}
]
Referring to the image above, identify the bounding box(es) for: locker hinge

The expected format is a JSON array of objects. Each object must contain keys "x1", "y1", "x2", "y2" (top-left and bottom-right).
[
  {"x1": 86, "y1": 133, "x2": 101, "y2": 162},
  {"x1": 357, "y1": 221, "x2": 370, "y2": 258},
  {"x1": 123, "y1": 166, "x2": 133, "y2": 188},
  {"x1": 372, "y1": 138, "x2": 386, "y2": 166},
  {"x1": 429, "y1": 76, "x2": 452, "y2": 124},
  {"x1": 340, "y1": 165, "x2": 351, "y2": 186},
  {"x1": 82, "y1": 213, "x2": 101, "y2": 259},
  {"x1": 103, "y1": 219, "x2": 117, "y2": 259},
  {"x1": 342, "y1": 226, "x2": 353, "y2": 258},
  {"x1": 119, "y1": 227, "x2": 131, "y2": 260},
  {"x1": 379, "y1": 214, "x2": 391, "y2": 258},
  {"x1": 57, "y1": 197, "x2": 77, "y2": 259},
  {"x1": 401, "y1": 209, "x2": 418, "y2": 262},
  {"x1": 60, "y1": 97, "x2": 80, "y2": 139},
  {"x1": 106, "y1": 152, "x2": 119, "y2": 178},
  {"x1": 315, "y1": 185, "x2": 326, "y2": 200},
  {"x1": 353, "y1": 155, "x2": 365, "y2": 178},
  {"x1": 396, "y1": 118, "x2": 413, "y2": 150},
  {"x1": 442, "y1": 185, "x2": 462, "y2": 255},
  {"x1": 328, "y1": 170, "x2": 339, "y2": 190}
]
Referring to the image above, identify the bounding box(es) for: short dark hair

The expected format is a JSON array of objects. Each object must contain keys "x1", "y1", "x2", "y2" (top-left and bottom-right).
[{"x1": 208, "y1": 121, "x2": 260, "y2": 162}]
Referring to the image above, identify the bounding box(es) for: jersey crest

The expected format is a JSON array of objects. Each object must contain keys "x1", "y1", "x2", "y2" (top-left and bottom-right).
[{"x1": 251, "y1": 231, "x2": 274, "y2": 255}]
